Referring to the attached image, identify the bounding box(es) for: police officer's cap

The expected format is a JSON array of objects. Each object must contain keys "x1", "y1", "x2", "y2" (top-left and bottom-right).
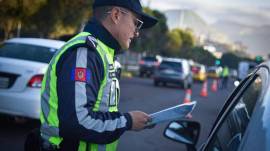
[{"x1": 93, "y1": 0, "x2": 158, "y2": 29}]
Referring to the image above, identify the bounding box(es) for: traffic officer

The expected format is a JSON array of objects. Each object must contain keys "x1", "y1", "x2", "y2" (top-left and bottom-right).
[
  {"x1": 40, "y1": 0, "x2": 157, "y2": 151},
  {"x1": 221, "y1": 66, "x2": 229, "y2": 89}
]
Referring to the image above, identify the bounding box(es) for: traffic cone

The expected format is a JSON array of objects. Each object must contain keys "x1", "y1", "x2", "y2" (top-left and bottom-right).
[
  {"x1": 183, "y1": 89, "x2": 192, "y2": 104},
  {"x1": 183, "y1": 88, "x2": 193, "y2": 119},
  {"x1": 200, "y1": 80, "x2": 208, "y2": 97},
  {"x1": 211, "y1": 79, "x2": 218, "y2": 92}
]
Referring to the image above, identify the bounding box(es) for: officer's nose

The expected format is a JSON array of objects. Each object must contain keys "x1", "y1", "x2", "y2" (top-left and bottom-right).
[{"x1": 134, "y1": 31, "x2": 139, "y2": 38}]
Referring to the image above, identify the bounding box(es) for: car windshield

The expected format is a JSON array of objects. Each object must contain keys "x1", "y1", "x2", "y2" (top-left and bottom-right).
[
  {"x1": 192, "y1": 66, "x2": 201, "y2": 73},
  {"x1": 143, "y1": 57, "x2": 157, "y2": 62},
  {"x1": 160, "y1": 61, "x2": 182, "y2": 72},
  {"x1": 0, "y1": 43, "x2": 57, "y2": 63}
]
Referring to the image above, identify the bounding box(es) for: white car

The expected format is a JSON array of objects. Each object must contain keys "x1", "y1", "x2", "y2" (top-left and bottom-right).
[{"x1": 0, "y1": 38, "x2": 65, "y2": 119}]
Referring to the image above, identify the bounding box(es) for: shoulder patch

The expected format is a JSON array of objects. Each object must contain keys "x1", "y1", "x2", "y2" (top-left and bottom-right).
[{"x1": 71, "y1": 68, "x2": 91, "y2": 82}]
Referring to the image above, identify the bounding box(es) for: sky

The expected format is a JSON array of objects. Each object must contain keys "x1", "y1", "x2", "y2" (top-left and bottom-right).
[
  {"x1": 141, "y1": 0, "x2": 270, "y2": 56},
  {"x1": 141, "y1": 0, "x2": 270, "y2": 26}
]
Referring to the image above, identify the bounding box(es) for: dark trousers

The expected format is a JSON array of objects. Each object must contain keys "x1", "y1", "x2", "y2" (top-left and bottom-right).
[{"x1": 222, "y1": 76, "x2": 228, "y2": 89}]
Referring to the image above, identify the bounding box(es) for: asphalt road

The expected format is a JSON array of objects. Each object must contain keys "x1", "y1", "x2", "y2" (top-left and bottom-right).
[{"x1": 0, "y1": 77, "x2": 234, "y2": 151}]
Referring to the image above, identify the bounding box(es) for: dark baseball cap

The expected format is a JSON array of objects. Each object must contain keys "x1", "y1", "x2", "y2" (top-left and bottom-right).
[{"x1": 93, "y1": 0, "x2": 158, "y2": 29}]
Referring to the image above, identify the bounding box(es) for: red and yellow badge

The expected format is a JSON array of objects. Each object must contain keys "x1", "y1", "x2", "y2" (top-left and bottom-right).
[{"x1": 72, "y1": 68, "x2": 90, "y2": 82}]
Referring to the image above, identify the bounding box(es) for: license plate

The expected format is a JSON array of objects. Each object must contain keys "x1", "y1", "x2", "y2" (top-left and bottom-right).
[
  {"x1": 0, "y1": 77, "x2": 9, "y2": 88},
  {"x1": 163, "y1": 69, "x2": 174, "y2": 74}
]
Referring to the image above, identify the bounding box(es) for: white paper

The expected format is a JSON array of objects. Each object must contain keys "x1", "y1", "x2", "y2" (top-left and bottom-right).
[{"x1": 147, "y1": 101, "x2": 197, "y2": 126}]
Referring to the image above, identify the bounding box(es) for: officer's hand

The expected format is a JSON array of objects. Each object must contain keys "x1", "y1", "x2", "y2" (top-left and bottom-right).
[{"x1": 129, "y1": 111, "x2": 151, "y2": 131}]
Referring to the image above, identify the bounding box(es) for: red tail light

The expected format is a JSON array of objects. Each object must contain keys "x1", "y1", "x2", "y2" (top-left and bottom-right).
[
  {"x1": 27, "y1": 74, "x2": 44, "y2": 88},
  {"x1": 139, "y1": 60, "x2": 145, "y2": 65},
  {"x1": 154, "y1": 62, "x2": 160, "y2": 67}
]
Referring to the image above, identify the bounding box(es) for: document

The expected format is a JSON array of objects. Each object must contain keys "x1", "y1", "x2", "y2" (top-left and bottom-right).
[{"x1": 147, "y1": 101, "x2": 197, "y2": 126}]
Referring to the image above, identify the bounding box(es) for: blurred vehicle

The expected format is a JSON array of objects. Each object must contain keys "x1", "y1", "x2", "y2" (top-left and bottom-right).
[
  {"x1": 191, "y1": 63, "x2": 207, "y2": 82},
  {"x1": 0, "y1": 38, "x2": 65, "y2": 119},
  {"x1": 238, "y1": 61, "x2": 257, "y2": 81},
  {"x1": 138, "y1": 56, "x2": 162, "y2": 77},
  {"x1": 163, "y1": 61, "x2": 270, "y2": 151},
  {"x1": 207, "y1": 66, "x2": 221, "y2": 79},
  {"x1": 153, "y1": 58, "x2": 193, "y2": 89}
]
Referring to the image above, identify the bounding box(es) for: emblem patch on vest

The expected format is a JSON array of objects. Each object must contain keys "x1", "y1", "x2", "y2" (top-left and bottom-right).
[{"x1": 71, "y1": 68, "x2": 90, "y2": 82}]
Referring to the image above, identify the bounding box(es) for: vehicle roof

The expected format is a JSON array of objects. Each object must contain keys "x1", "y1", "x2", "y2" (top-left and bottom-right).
[
  {"x1": 162, "y1": 58, "x2": 187, "y2": 63},
  {"x1": 5, "y1": 38, "x2": 65, "y2": 49}
]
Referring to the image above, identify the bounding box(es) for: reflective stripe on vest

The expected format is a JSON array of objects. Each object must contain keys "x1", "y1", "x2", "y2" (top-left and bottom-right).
[{"x1": 40, "y1": 32, "x2": 121, "y2": 151}]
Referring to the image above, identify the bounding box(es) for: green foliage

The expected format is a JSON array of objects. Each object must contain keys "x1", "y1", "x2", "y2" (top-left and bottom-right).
[
  {"x1": 179, "y1": 46, "x2": 216, "y2": 66},
  {"x1": 162, "y1": 28, "x2": 195, "y2": 57},
  {"x1": 220, "y1": 52, "x2": 245, "y2": 69},
  {"x1": 166, "y1": 29, "x2": 183, "y2": 51},
  {"x1": 25, "y1": 0, "x2": 93, "y2": 38},
  {"x1": 130, "y1": 8, "x2": 168, "y2": 55},
  {"x1": 0, "y1": 0, "x2": 93, "y2": 39},
  {"x1": 0, "y1": 0, "x2": 46, "y2": 39}
]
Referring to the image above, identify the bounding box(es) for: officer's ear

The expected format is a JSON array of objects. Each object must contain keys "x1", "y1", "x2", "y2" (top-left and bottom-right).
[{"x1": 109, "y1": 7, "x2": 122, "y2": 25}]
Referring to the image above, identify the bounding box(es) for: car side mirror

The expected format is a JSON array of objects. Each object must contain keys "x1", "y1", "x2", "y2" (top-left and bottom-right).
[{"x1": 164, "y1": 120, "x2": 200, "y2": 150}]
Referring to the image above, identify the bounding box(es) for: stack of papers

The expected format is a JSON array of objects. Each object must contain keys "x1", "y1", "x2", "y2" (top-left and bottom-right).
[{"x1": 147, "y1": 101, "x2": 197, "y2": 126}]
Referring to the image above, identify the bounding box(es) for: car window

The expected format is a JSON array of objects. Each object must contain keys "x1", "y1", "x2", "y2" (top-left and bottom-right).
[
  {"x1": 206, "y1": 75, "x2": 263, "y2": 151},
  {"x1": 192, "y1": 66, "x2": 200, "y2": 73},
  {"x1": 143, "y1": 57, "x2": 157, "y2": 62},
  {"x1": 160, "y1": 61, "x2": 182, "y2": 72},
  {"x1": 0, "y1": 43, "x2": 56, "y2": 63}
]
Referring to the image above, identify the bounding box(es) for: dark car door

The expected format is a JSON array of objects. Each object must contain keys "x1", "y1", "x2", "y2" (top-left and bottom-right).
[{"x1": 201, "y1": 63, "x2": 270, "y2": 151}]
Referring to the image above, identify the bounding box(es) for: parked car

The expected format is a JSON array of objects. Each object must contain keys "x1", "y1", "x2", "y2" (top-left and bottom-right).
[
  {"x1": 139, "y1": 56, "x2": 162, "y2": 77},
  {"x1": 163, "y1": 61, "x2": 270, "y2": 151},
  {"x1": 0, "y1": 38, "x2": 65, "y2": 119},
  {"x1": 191, "y1": 63, "x2": 207, "y2": 82},
  {"x1": 153, "y1": 58, "x2": 193, "y2": 89},
  {"x1": 207, "y1": 66, "x2": 222, "y2": 79}
]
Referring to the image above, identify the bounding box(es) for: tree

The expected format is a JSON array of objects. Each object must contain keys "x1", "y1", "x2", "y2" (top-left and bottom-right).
[
  {"x1": 179, "y1": 29, "x2": 195, "y2": 51},
  {"x1": 130, "y1": 8, "x2": 169, "y2": 55},
  {"x1": 25, "y1": 0, "x2": 93, "y2": 38},
  {"x1": 221, "y1": 52, "x2": 246, "y2": 69},
  {"x1": 162, "y1": 28, "x2": 195, "y2": 57},
  {"x1": 164, "y1": 29, "x2": 182, "y2": 57},
  {"x1": 180, "y1": 46, "x2": 216, "y2": 66},
  {"x1": 0, "y1": 0, "x2": 46, "y2": 39}
]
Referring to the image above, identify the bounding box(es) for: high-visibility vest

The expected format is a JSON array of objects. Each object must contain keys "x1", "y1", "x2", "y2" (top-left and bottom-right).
[
  {"x1": 40, "y1": 32, "x2": 120, "y2": 151},
  {"x1": 222, "y1": 67, "x2": 229, "y2": 77}
]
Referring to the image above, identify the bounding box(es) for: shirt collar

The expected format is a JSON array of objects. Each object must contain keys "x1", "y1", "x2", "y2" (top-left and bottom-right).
[{"x1": 83, "y1": 18, "x2": 121, "y2": 54}]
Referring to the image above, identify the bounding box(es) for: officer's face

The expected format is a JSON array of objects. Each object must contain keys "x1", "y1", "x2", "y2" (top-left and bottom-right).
[{"x1": 111, "y1": 7, "x2": 141, "y2": 49}]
